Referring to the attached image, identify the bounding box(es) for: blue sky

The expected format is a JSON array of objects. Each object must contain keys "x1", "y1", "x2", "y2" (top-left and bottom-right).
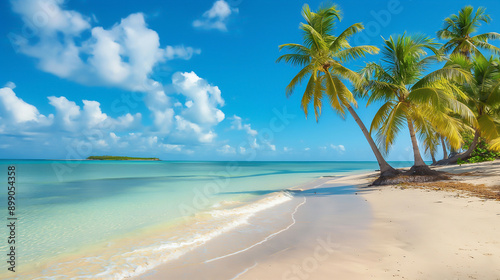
[{"x1": 0, "y1": 0, "x2": 499, "y2": 161}]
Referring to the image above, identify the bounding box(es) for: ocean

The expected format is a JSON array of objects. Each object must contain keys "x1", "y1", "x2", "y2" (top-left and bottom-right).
[{"x1": 0, "y1": 160, "x2": 412, "y2": 279}]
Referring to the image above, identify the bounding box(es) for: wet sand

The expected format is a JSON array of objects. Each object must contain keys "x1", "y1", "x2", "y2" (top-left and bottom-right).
[{"x1": 137, "y1": 161, "x2": 500, "y2": 280}]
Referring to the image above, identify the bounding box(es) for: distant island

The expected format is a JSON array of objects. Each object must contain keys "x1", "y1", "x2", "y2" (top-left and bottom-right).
[{"x1": 87, "y1": 156, "x2": 160, "y2": 161}]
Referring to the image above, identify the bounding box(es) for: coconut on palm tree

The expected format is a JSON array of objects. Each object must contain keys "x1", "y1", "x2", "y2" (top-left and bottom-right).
[
  {"x1": 437, "y1": 6, "x2": 500, "y2": 58},
  {"x1": 360, "y1": 34, "x2": 474, "y2": 174},
  {"x1": 276, "y1": 3, "x2": 400, "y2": 179}
]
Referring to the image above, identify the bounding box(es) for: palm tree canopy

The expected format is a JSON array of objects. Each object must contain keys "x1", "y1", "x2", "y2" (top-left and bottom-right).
[
  {"x1": 437, "y1": 6, "x2": 500, "y2": 57},
  {"x1": 276, "y1": 3, "x2": 378, "y2": 120},
  {"x1": 360, "y1": 34, "x2": 474, "y2": 153},
  {"x1": 448, "y1": 54, "x2": 500, "y2": 150}
]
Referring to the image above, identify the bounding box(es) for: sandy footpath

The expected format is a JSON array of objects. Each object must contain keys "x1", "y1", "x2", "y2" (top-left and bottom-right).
[{"x1": 138, "y1": 161, "x2": 500, "y2": 280}]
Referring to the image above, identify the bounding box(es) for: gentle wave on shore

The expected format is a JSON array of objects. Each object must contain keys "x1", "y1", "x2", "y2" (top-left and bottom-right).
[{"x1": 0, "y1": 160, "x2": 412, "y2": 279}]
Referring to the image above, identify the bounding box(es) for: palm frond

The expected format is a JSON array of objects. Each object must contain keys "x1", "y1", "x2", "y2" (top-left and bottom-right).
[
  {"x1": 285, "y1": 65, "x2": 314, "y2": 96},
  {"x1": 333, "y1": 45, "x2": 379, "y2": 62}
]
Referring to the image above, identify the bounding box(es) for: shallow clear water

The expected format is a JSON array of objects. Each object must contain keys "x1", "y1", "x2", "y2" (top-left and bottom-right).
[{"x1": 0, "y1": 160, "x2": 412, "y2": 279}]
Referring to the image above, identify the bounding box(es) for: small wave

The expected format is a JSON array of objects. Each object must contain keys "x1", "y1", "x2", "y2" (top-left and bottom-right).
[
  {"x1": 32, "y1": 191, "x2": 293, "y2": 280},
  {"x1": 209, "y1": 192, "x2": 292, "y2": 217}
]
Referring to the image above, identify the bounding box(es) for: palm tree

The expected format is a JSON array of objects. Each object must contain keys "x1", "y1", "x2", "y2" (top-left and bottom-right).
[
  {"x1": 437, "y1": 6, "x2": 500, "y2": 58},
  {"x1": 440, "y1": 136, "x2": 449, "y2": 159},
  {"x1": 276, "y1": 3, "x2": 400, "y2": 177},
  {"x1": 360, "y1": 34, "x2": 474, "y2": 173},
  {"x1": 438, "y1": 54, "x2": 500, "y2": 164},
  {"x1": 420, "y1": 122, "x2": 440, "y2": 164}
]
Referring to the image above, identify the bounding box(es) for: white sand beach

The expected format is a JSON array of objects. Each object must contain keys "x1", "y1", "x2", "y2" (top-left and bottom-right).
[{"x1": 138, "y1": 160, "x2": 500, "y2": 280}]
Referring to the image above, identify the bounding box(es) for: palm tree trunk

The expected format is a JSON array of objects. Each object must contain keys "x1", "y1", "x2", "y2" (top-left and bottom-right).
[
  {"x1": 464, "y1": 130, "x2": 480, "y2": 158},
  {"x1": 346, "y1": 105, "x2": 399, "y2": 176},
  {"x1": 441, "y1": 137, "x2": 448, "y2": 160},
  {"x1": 431, "y1": 152, "x2": 436, "y2": 165},
  {"x1": 407, "y1": 119, "x2": 427, "y2": 166},
  {"x1": 436, "y1": 130, "x2": 480, "y2": 165}
]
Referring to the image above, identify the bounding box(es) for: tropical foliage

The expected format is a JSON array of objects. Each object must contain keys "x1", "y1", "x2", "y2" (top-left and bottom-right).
[
  {"x1": 436, "y1": 51, "x2": 500, "y2": 164},
  {"x1": 457, "y1": 133, "x2": 500, "y2": 164},
  {"x1": 279, "y1": 3, "x2": 500, "y2": 175},
  {"x1": 359, "y1": 34, "x2": 474, "y2": 168},
  {"x1": 277, "y1": 3, "x2": 399, "y2": 176},
  {"x1": 437, "y1": 6, "x2": 500, "y2": 57}
]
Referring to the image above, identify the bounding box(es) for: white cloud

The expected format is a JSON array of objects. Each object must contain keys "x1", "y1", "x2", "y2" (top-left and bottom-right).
[
  {"x1": 48, "y1": 96, "x2": 80, "y2": 128},
  {"x1": 5, "y1": 1, "x2": 233, "y2": 156},
  {"x1": 160, "y1": 144, "x2": 183, "y2": 152},
  {"x1": 283, "y1": 147, "x2": 291, "y2": 152},
  {"x1": 331, "y1": 144, "x2": 346, "y2": 153},
  {"x1": 0, "y1": 87, "x2": 51, "y2": 124},
  {"x1": 217, "y1": 144, "x2": 236, "y2": 154},
  {"x1": 144, "y1": 88, "x2": 175, "y2": 133},
  {"x1": 47, "y1": 95, "x2": 141, "y2": 132},
  {"x1": 305, "y1": 147, "x2": 311, "y2": 151},
  {"x1": 230, "y1": 115, "x2": 257, "y2": 136},
  {"x1": 165, "y1": 46, "x2": 201, "y2": 60},
  {"x1": 229, "y1": 115, "x2": 276, "y2": 153},
  {"x1": 140, "y1": 72, "x2": 225, "y2": 144},
  {"x1": 4, "y1": 82, "x2": 16, "y2": 89},
  {"x1": 10, "y1": 1, "x2": 200, "y2": 91},
  {"x1": 174, "y1": 116, "x2": 216, "y2": 143},
  {"x1": 193, "y1": 0, "x2": 238, "y2": 31},
  {"x1": 239, "y1": 146, "x2": 246, "y2": 154},
  {"x1": 11, "y1": 0, "x2": 91, "y2": 35},
  {"x1": 173, "y1": 71, "x2": 225, "y2": 125}
]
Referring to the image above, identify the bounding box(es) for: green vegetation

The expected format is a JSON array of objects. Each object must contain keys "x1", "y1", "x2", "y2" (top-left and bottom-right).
[
  {"x1": 276, "y1": 3, "x2": 399, "y2": 177},
  {"x1": 360, "y1": 34, "x2": 472, "y2": 171},
  {"x1": 457, "y1": 133, "x2": 500, "y2": 164},
  {"x1": 87, "y1": 156, "x2": 160, "y2": 161},
  {"x1": 278, "y1": 3, "x2": 500, "y2": 181}
]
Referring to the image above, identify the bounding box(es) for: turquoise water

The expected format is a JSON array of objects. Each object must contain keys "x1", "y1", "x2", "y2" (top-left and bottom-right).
[{"x1": 0, "y1": 160, "x2": 412, "y2": 279}]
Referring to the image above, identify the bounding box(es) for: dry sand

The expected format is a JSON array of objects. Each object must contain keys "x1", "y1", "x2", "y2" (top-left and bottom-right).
[{"x1": 137, "y1": 160, "x2": 500, "y2": 280}]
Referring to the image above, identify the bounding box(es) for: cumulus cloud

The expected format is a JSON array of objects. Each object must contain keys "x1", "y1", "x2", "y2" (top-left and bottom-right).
[
  {"x1": 143, "y1": 86, "x2": 175, "y2": 134},
  {"x1": 0, "y1": 87, "x2": 50, "y2": 124},
  {"x1": 331, "y1": 144, "x2": 346, "y2": 153},
  {"x1": 230, "y1": 115, "x2": 257, "y2": 136},
  {"x1": 10, "y1": 0, "x2": 200, "y2": 91},
  {"x1": 173, "y1": 72, "x2": 225, "y2": 125},
  {"x1": 140, "y1": 72, "x2": 225, "y2": 144},
  {"x1": 4, "y1": 82, "x2": 16, "y2": 89},
  {"x1": 160, "y1": 144, "x2": 183, "y2": 152},
  {"x1": 1, "y1": 74, "x2": 226, "y2": 160},
  {"x1": 229, "y1": 115, "x2": 276, "y2": 153},
  {"x1": 11, "y1": 0, "x2": 91, "y2": 35},
  {"x1": 217, "y1": 144, "x2": 236, "y2": 154},
  {"x1": 0, "y1": 85, "x2": 151, "y2": 156},
  {"x1": 5, "y1": 1, "x2": 232, "y2": 157},
  {"x1": 165, "y1": 46, "x2": 201, "y2": 60},
  {"x1": 193, "y1": 0, "x2": 238, "y2": 31},
  {"x1": 47, "y1": 95, "x2": 141, "y2": 132}
]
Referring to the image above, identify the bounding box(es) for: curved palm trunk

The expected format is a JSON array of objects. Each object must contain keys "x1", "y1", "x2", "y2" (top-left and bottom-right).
[
  {"x1": 407, "y1": 119, "x2": 427, "y2": 166},
  {"x1": 431, "y1": 151, "x2": 436, "y2": 165},
  {"x1": 460, "y1": 130, "x2": 480, "y2": 158},
  {"x1": 441, "y1": 137, "x2": 448, "y2": 160},
  {"x1": 436, "y1": 130, "x2": 480, "y2": 165},
  {"x1": 346, "y1": 105, "x2": 399, "y2": 176}
]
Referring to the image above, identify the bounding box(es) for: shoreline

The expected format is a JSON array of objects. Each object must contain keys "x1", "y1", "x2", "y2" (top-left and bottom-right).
[{"x1": 138, "y1": 160, "x2": 500, "y2": 280}]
